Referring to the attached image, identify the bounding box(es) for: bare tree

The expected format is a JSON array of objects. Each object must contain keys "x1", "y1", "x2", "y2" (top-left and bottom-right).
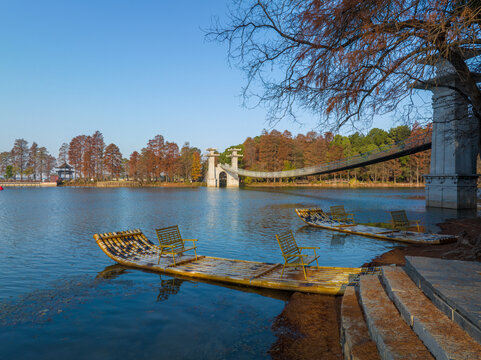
[
  {"x1": 0, "y1": 151, "x2": 11, "y2": 178},
  {"x1": 44, "y1": 153, "x2": 56, "y2": 181},
  {"x1": 27, "y1": 142, "x2": 39, "y2": 180},
  {"x1": 58, "y1": 142, "x2": 69, "y2": 166},
  {"x1": 209, "y1": 0, "x2": 481, "y2": 138},
  {"x1": 38, "y1": 147, "x2": 48, "y2": 181},
  {"x1": 11, "y1": 139, "x2": 29, "y2": 180}
]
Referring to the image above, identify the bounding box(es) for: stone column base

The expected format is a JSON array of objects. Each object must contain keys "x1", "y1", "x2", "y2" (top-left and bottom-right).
[
  {"x1": 225, "y1": 169, "x2": 240, "y2": 188},
  {"x1": 206, "y1": 178, "x2": 217, "y2": 187},
  {"x1": 425, "y1": 175, "x2": 479, "y2": 209}
]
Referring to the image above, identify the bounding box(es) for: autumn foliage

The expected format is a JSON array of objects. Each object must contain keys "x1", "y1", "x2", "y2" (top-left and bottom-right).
[{"x1": 223, "y1": 124, "x2": 432, "y2": 184}]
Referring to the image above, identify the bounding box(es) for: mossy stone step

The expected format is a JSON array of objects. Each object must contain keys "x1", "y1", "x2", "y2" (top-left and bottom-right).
[
  {"x1": 341, "y1": 286, "x2": 380, "y2": 360},
  {"x1": 359, "y1": 275, "x2": 433, "y2": 359},
  {"x1": 382, "y1": 266, "x2": 481, "y2": 360}
]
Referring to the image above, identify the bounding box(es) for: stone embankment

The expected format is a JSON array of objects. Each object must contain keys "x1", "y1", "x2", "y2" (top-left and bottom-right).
[
  {"x1": 61, "y1": 181, "x2": 203, "y2": 188},
  {"x1": 0, "y1": 182, "x2": 57, "y2": 187},
  {"x1": 341, "y1": 256, "x2": 481, "y2": 359}
]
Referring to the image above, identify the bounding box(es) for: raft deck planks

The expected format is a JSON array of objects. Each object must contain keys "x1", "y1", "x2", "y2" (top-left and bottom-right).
[
  {"x1": 94, "y1": 230, "x2": 374, "y2": 295},
  {"x1": 295, "y1": 208, "x2": 457, "y2": 245}
]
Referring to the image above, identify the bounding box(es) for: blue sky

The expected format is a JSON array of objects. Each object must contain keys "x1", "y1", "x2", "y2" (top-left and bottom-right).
[{"x1": 0, "y1": 1, "x2": 418, "y2": 158}]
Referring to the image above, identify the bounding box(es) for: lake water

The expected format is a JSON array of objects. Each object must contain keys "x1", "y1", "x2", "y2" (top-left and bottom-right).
[{"x1": 0, "y1": 187, "x2": 474, "y2": 359}]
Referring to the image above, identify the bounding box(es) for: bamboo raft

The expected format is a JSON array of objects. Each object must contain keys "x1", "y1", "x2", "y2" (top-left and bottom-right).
[
  {"x1": 94, "y1": 229, "x2": 378, "y2": 295},
  {"x1": 295, "y1": 208, "x2": 457, "y2": 245}
]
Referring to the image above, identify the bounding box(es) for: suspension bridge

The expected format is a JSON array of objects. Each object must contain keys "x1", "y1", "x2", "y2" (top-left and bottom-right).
[{"x1": 219, "y1": 134, "x2": 431, "y2": 179}]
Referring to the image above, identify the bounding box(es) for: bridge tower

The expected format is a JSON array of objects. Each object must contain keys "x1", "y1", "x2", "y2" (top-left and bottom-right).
[
  {"x1": 206, "y1": 148, "x2": 242, "y2": 188},
  {"x1": 419, "y1": 59, "x2": 479, "y2": 209},
  {"x1": 206, "y1": 148, "x2": 219, "y2": 187},
  {"x1": 226, "y1": 148, "x2": 243, "y2": 187}
]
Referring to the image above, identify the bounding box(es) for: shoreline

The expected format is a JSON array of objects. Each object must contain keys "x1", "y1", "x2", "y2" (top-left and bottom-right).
[
  {"x1": 270, "y1": 216, "x2": 481, "y2": 359},
  {"x1": 63, "y1": 181, "x2": 425, "y2": 189},
  {"x1": 0, "y1": 181, "x2": 425, "y2": 189},
  {"x1": 245, "y1": 182, "x2": 425, "y2": 188},
  {"x1": 61, "y1": 181, "x2": 203, "y2": 188}
]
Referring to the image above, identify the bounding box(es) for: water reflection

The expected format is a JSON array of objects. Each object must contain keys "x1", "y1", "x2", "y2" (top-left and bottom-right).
[
  {"x1": 330, "y1": 233, "x2": 347, "y2": 247},
  {"x1": 98, "y1": 264, "x2": 291, "y2": 302},
  {"x1": 157, "y1": 276, "x2": 184, "y2": 302},
  {"x1": 96, "y1": 264, "x2": 128, "y2": 279},
  {"x1": 295, "y1": 225, "x2": 319, "y2": 234},
  {"x1": 97, "y1": 266, "x2": 186, "y2": 303}
]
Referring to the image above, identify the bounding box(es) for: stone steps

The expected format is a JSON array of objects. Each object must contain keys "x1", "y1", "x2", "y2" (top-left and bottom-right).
[
  {"x1": 404, "y1": 256, "x2": 481, "y2": 345},
  {"x1": 381, "y1": 266, "x2": 481, "y2": 360},
  {"x1": 341, "y1": 260, "x2": 481, "y2": 359},
  {"x1": 341, "y1": 286, "x2": 381, "y2": 360},
  {"x1": 358, "y1": 274, "x2": 434, "y2": 359}
]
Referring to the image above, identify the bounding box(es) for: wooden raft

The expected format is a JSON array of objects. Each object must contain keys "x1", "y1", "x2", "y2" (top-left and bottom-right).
[
  {"x1": 295, "y1": 208, "x2": 457, "y2": 245},
  {"x1": 94, "y1": 229, "x2": 376, "y2": 295}
]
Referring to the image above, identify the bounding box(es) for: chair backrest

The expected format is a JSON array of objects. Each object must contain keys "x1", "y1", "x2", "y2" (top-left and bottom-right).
[
  {"x1": 276, "y1": 231, "x2": 300, "y2": 258},
  {"x1": 330, "y1": 205, "x2": 346, "y2": 216},
  {"x1": 155, "y1": 225, "x2": 184, "y2": 249},
  {"x1": 390, "y1": 210, "x2": 409, "y2": 227}
]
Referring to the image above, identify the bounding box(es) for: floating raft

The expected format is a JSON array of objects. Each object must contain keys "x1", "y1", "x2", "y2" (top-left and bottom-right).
[
  {"x1": 94, "y1": 229, "x2": 377, "y2": 295},
  {"x1": 295, "y1": 208, "x2": 456, "y2": 245}
]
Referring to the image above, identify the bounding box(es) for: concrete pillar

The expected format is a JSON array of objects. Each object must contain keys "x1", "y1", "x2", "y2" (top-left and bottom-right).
[
  {"x1": 226, "y1": 148, "x2": 243, "y2": 187},
  {"x1": 422, "y1": 60, "x2": 479, "y2": 209},
  {"x1": 206, "y1": 148, "x2": 219, "y2": 187}
]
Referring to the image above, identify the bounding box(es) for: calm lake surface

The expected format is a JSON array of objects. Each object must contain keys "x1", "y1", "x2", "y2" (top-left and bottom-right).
[{"x1": 0, "y1": 187, "x2": 473, "y2": 359}]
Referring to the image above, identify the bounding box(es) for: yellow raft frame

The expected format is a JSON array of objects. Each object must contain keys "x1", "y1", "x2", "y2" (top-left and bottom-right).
[{"x1": 94, "y1": 229, "x2": 378, "y2": 295}]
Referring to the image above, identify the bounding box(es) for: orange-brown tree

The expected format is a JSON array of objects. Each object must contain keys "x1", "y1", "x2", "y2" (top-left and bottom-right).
[
  {"x1": 128, "y1": 151, "x2": 140, "y2": 180},
  {"x1": 82, "y1": 136, "x2": 95, "y2": 180},
  {"x1": 164, "y1": 142, "x2": 180, "y2": 181},
  {"x1": 68, "y1": 135, "x2": 86, "y2": 179},
  {"x1": 243, "y1": 137, "x2": 259, "y2": 169},
  {"x1": 191, "y1": 151, "x2": 202, "y2": 181},
  {"x1": 211, "y1": 0, "x2": 481, "y2": 136},
  {"x1": 147, "y1": 135, "x2": 165, "y2": 180},
  {"x1": 104, "y1": 143, "x2": 123, "y2": 179}
]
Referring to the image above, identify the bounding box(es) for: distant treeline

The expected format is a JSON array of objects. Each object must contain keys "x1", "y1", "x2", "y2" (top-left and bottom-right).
[
  {"x1": 220, "y1": 124, "x2": 432, "y2": 184},
  {"x1": 1, "y1": 124, "x2": 434, "y2": 184},
  {"x1": 0, "y1": 139, "x2": 56, "y2": 181},
  {"x1": 63, "y1": 132, "x2": 202, "y2": 182},
  {"x1": 0, "y1": 131, "x2": 203, "y2": 182}
]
